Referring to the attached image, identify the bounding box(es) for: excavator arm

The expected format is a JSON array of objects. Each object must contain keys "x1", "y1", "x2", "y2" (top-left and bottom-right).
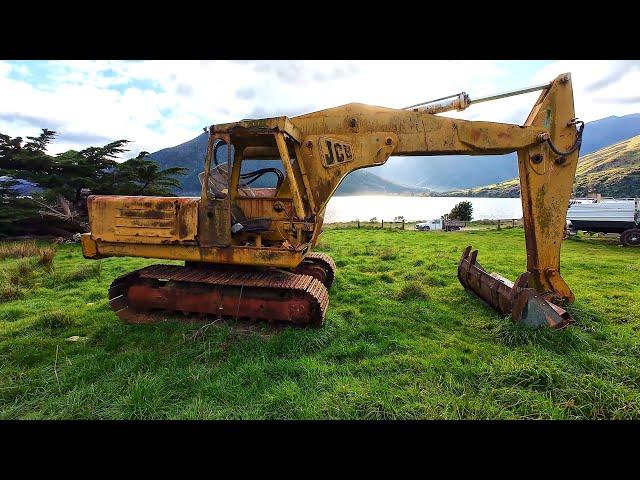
[{"x1": 218, "y1": 72, "x2": 581, "y2": 327}]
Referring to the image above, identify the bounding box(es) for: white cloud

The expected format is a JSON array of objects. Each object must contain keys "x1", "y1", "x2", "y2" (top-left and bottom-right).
[
  {"x1": 0, "y1": 60, "x2": 637, "y2": 157},
  {"x1": 532, "y1": 60, "x2": 640, "y2": 122}
]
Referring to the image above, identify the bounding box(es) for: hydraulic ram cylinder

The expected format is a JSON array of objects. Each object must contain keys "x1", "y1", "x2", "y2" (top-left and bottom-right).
[{"x1": 405, "y1": 80, "x2": 554, "y2": 114}]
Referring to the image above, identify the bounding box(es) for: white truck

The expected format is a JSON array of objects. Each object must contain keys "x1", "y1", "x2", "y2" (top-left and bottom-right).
[
  {"x1": 565, "y1": 197, "x2": 639, "y2": 246},
  {"x1": 415, "y1": 216, "x2": 466, "y2": 232}
]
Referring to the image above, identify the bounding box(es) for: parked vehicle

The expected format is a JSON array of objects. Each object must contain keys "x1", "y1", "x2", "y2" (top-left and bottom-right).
[
  {"x1": 565, "y1": 197, "x2": 639, "y2": 246},
  {"x1": 415, "y1": 217, "x2": 466, "y2": 232}
]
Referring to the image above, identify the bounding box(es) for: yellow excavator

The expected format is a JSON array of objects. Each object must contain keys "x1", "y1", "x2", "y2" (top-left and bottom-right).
[{"x1": 81, "y1": 73, "x2": 583, "y2": 329}]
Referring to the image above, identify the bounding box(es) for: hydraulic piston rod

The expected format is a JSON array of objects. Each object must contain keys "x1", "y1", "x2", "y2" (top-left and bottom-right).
[{"x1": 404, "y1": 79, "x2": 557, "y2": 114}]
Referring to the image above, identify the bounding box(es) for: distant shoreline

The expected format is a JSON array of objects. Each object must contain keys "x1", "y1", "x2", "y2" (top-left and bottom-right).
[
  {"x1": 178, "y1": 190, "x2": 521, "y2": 199},
  {"x1": 332, "y1": 192, "x2": 521, "y2": 199}
]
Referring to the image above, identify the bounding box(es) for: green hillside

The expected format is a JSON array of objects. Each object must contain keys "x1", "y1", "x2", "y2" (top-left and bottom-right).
[{"x1": 443, "y1": 135, "x2": 640, "y2": 198}]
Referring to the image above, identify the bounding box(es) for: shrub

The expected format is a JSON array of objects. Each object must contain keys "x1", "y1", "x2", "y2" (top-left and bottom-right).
[
  {"x1": 36, "y1": 311, "x2": 75, "y2": 329},
  {"x1": 449, "y1": 201, "x2": 473, "y2": 221},
  {"x1": 0, "y1": 240, "x2": 39, "y2": 259},
  {"x1": 378, "y1": 248, "x2": 397, "y2": 261},
  {"x1": 379, "y1": 273, "x2": 395, "y2": 283},
  {"x1": 0, "y1": 240, "x2": 57, "y2": 271},
  {"x1": 0, "y1": 284, "x2": 25, "y2": 302},
  {"x1": 65, "y1": 261, "x2": 102, "y2": 282},
  {"x1": 396, "y1": 281, "x2": 429, "y2": 301},
  {"x1": 37, "y1": 245, "x2": 58, "y2": 271},
  {"x1": 3, "y1": 259, "x2": 36, "y2": 288}
]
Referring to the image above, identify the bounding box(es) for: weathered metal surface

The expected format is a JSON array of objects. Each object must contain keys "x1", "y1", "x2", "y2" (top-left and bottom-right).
[
  {"x1": 87, "y1": 241, "x2": 305, "y2": 268},
  {"x1": 517, "y1": 74, "x2": 579, "y2": 302},
  {"x1": 457, "y1": 246, "x2": 573, "y2": 329},
  {"x1": 294, "y1": 252, "x2": 336, "y2": 288},
  {"x1": 107, "y1": 264, "x2": 329, "y2": 326},
  {"x1": 87, "y1": 196, "x2": 198, "y2": 245},
  {"x1": 80, "y1": 73, "x2": 581, "y2": 329},
  {"x1": 80, "y1": 233, "x2": 100, "y2": 259},
  {"x1": 198, "y1": 197, "x2": 231, "y2": 247}
]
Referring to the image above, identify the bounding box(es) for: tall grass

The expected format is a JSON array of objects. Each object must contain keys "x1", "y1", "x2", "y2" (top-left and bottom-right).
[
  {"x1": 0, "y1": 240, "x2": 57, "y2": 267},
  {"x1": 0, "y1": 239, "x2": 40, "y2": 259},
  {"x1": 0, "y1": 241, "x2": 58, "y2": 302}
]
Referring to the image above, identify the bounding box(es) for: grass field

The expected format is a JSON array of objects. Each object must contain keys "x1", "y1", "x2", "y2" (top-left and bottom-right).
[{"x1": 1, "y1": 228, "x2": 639, "y2": 419}]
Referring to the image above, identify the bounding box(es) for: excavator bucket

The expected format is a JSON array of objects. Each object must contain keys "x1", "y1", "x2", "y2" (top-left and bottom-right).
[{"x1": 457, "y1": 246, "x2": 573, "y2": 329}]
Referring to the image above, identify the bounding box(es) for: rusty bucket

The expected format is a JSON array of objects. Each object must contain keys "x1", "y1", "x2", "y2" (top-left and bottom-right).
[{"x1": 457, "y1": 246, "x2": 573, "y2": 329}]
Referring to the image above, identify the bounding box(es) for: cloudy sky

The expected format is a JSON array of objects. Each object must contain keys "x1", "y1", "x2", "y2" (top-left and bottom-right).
[{"x1": 1, "y1": 60, "x2": 639, "y2": 156}]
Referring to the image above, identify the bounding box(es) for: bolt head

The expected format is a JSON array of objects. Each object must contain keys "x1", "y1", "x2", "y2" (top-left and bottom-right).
[
  {"x1": 538, "y1": 132, "x2": 550, "y2": 142},
  {"x1": 305, "y1": 140, "x2": 313, "y2": 149},
  {"x1": 385, "y1": 137, "x2": 393, "y2": 145}
]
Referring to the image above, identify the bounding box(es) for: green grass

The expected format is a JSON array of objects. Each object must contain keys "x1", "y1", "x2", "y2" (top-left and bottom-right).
[{"x1": 0, "y1": 229, "x2": 639, "y2": 419}]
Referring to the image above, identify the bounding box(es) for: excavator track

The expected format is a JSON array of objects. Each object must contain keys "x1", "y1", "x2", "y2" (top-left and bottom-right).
[
  {"x1": 108, "y1": 264, "x2": 329, "y2": 327},
  {"x1": 294, "y1": 252, "x2": 336, "y2": 288}
]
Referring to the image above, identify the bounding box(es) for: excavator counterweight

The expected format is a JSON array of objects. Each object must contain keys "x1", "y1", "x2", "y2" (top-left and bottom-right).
[{"x1": 82, "y1": 73, "x2": 582, "y2": 328}]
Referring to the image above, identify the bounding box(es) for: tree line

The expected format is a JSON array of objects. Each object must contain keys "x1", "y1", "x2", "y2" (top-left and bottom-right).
[{"x1": 0, "y1": 129, "x2": 187, "y2": 238}]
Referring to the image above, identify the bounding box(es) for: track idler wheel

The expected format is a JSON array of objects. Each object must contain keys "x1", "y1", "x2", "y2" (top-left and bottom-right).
[
  {"x1": 457, "y1": 246, "x2": 573, "y2": 329},
  {"x1": 293, "y1": 252, "x2": 336, "y2": 288}
]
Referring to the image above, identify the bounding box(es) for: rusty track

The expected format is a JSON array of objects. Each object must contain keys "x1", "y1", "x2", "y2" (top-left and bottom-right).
[
  {"x1": 108, "y1": 264, "x2": 329, "y2": 327},
  {"x1": 294, "y1": 252, "x2": 336, "y2": 288}
]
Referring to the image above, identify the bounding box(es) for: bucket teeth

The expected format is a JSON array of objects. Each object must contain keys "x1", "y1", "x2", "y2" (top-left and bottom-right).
[{"x1": 457, "y1": 245, "x2": 573, "y2": 329}]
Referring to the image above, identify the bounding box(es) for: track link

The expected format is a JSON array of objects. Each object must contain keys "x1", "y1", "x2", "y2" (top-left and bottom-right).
[{"x1": 108, "y1": 264, "x2": 329, "y2": 327}]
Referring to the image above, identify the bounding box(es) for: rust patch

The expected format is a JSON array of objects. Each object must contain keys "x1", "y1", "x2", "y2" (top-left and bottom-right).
[{"x1": 457, "y1": 246, "x2": 573, "y2": 329}]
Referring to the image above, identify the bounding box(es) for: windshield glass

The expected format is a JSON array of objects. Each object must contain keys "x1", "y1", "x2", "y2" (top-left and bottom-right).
[{"x1": 200, "y1": 140, "x2": 234, "y2": 199}]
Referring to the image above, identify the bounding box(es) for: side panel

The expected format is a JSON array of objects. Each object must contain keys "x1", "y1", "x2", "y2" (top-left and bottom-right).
[
  {"x1": 198, "y1": 198, "x2": 231, "y2": 247},
  {"x1": 297, "y1": 132, "x2": 397, "y2": 214},
  {"x1": 88, "y1": 241, "x2": 303, "y2": 268},
  {"x1": 88, "y1": 196, "x2": 199, "y2": 245}
]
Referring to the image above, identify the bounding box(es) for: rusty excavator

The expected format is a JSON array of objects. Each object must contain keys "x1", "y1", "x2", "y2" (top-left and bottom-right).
[{"x1": 81, "y1": 73, "x2": 583, "y2": 329}]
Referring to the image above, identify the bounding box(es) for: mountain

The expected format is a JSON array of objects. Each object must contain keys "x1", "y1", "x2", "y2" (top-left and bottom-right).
[
  {"x1": 375, "y1": 113, "x2": 640, "y2": 191},
  {"x1": 147, "y1": 133, "x2": 208, "y2": 195},
  {"x1": 147, "y1": 133, "x2": 416, "y2": 196},
  {"x1": 573, "y1": 136, "x2": 640, "y2": 197},
  {"x1": 443, "y1": 135, "x2": 640, "y2": 198},
  {"x1": 334, "y1": 169, "x2": 417, "y2": 195}
]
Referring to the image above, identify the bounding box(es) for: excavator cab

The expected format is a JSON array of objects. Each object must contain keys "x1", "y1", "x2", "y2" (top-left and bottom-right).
[{"x1": 197, "y1": 124, "x2": 317, "y2": 253}]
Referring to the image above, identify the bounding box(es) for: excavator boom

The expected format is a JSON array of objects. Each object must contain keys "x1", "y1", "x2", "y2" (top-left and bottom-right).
[{"x1": 82, "y1": 73, "x2": 582, "y2": 328}]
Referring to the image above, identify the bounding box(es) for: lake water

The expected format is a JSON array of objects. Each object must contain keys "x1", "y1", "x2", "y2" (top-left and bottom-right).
[{"x1": 324, "y1": 196, "x2": 522, "y2": 223}]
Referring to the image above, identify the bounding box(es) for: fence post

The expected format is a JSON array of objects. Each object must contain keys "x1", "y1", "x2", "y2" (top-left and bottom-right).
[
  {"x1": 497, "y1": 219, "x2": 501, "y2": 230},
  {"x1": 381, "y1": 220, "x2": 384, "y2": 229},
  {"x1": 402, "y1": 219, "x2": 405, "y2": 230},
  {"x1": 512, "y1": 218, "x2": 515, "y2": 228},
  {"x1": 357, "y1": 219, "x2": 360, "y2": 229}
]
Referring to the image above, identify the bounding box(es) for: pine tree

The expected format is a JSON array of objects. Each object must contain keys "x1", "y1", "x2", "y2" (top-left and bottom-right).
[
  {"x1": 449, "y1": 201, "x2": 473, "y2": 221},
  {"x1": 0, "y1": 129, "x2": 187, "y2": 238}
]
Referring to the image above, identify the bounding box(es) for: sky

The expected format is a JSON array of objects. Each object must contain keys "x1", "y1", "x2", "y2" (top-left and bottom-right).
[{"x1": 1, "y1": 60, "x2": 639, "y2": 157}]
